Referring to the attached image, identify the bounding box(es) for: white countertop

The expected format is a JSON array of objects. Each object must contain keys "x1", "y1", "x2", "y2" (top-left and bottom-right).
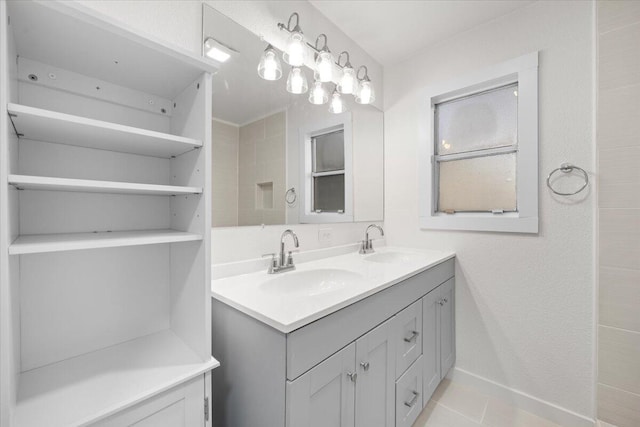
[{"x1": 211, "y1": 246, "x2": 455, "y2": 333}]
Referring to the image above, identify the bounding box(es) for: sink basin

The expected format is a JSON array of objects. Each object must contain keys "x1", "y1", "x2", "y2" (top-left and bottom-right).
[
  {"x1": 260, "y1": 268, "x2": 364, "y2": 297},
  {"x1": 364, "y1": 251, "x2": 425, "y2": 264}
]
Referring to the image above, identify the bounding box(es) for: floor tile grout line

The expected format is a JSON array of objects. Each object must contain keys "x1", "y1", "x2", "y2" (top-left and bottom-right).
[{"x1": 479, "y1": 398, "x2": 489, "y2": 425}]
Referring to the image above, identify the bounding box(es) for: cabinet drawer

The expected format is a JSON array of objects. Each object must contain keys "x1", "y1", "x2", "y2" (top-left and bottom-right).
[
  {"x1": 395, "y1": 300, "x2": 422, "y2": 378},
  {"x1": 395, "y1": 356, "x2": 423, "y2": 427}
]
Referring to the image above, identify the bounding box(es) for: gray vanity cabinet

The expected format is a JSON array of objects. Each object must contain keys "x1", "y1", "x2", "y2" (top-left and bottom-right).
[
  {"x1": 211, "y1": 258, "x2": 455, "y2": 427},
  {"x1": 355, "y1": 318, "x2": 396, "y2": 427},
  {"x1": 422, "y1": 277, "x2": 456, "y2": 406},
  {"x1": 287, "y1": 343, "x2": 356, "y2": 427}
]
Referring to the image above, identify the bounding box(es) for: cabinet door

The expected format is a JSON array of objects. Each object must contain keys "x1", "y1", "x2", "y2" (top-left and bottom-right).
[
  {"x1": 395, "y1": 300, "x2": 423, "y2": 378},
  {"x1": 94, "y1": 376, "x2": 205, "y2": 427},
  {"x1": 355, "y1": 317, "x2": 395, "y2": 427},
  {"x1": 287, "y1": 343, "x2": 356, "y2": 427},
  {"x1": 439, "y1": 278, "x2": 455, "y2": 378},
  {"x1": 422, "y1": 287, "x2": 441, "y2": 406}
]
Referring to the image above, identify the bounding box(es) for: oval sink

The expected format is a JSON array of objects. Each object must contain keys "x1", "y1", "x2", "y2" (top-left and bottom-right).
[
  {"x1": 260, "y1": 268, "x2": 363, "y2": 297},
  {"x1": 364, "y1": 251, "x2": 425, "y2": 264}
]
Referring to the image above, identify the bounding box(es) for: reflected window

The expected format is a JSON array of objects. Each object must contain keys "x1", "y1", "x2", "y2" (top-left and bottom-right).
[{"x1": 311, "y1": 129, "x2": 345, "y2": 213}]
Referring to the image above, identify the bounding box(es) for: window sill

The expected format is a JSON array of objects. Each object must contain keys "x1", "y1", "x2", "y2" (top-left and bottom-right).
[{"x1": 420, "y1": 214, "x2": 538, "y2": 234}]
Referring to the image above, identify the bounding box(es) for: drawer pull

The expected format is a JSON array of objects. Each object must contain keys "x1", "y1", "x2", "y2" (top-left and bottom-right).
[
  {"x1": 347, "y1": 371, "x2": 357, "y2": 382},
  {"x1": 403, "y1": 330, "x2": 419, "y2": 343},
  {"x1": 404, "y1": 390, "x2": 420, "y2": 408},
  {"x1": 360, "y1": 361, "x2": 370, "y2": 371}
]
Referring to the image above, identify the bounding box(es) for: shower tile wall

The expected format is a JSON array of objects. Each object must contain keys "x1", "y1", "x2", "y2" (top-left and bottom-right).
[
  {"x1": 597, "y1": 2, "x2": 640, "y2": 426},
  {"x1": 238, "y1": 111, "x2": 286, "y2": 226},
  {"x1": 212, "y1": 119, "x2": 239, "y2": 227}
]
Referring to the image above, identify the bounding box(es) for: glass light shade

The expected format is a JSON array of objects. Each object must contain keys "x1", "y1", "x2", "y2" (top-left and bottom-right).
[
  {"x1": 338, "y1": 66, "x2": 357, "y2": 95},
  {"x1": 355, "y1": 80, "x2": 375, "y2": 104},
  {"x1": 286, "y1": 67, "x2": 308, "y2": 94},
  {"x1": 309, "y1": 81, "x2": 328, "y2": 105},
  {"x1": 315, "y1": 51, "x2": 334, "y2": 82},
  {"x1": 257, "y1": 47, "x2": 282, "y2": 81},
  {"x1": 284, "y1": 31, "x2": 306, "y2": 66},
  {"x1": 328, "y1": 91, "x2": 345, "y2": 114}
]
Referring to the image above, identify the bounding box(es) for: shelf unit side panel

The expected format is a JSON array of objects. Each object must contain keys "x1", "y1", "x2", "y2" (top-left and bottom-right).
[
  {"x1": 169, "y1": 73, "x2": 212, "y2": 361},
  {"x1": 18, "y1": 191, "x2": 170, "y2": 235},
  {"x1": 18, "y1": 139, "x2": 171, "y2": 185},
  {"x1": 18, "y1": 76, "x2": 171, "y2": 135},
  {"x1": 19, "y1": 245, "x2": 173, "y2": 372},
  {"x1": 1, "y1": 1, "x2": 21, "y2": 423}
]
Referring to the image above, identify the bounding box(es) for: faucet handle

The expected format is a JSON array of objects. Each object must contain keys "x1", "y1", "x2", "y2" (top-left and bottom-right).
[{"x1": 286, "y1": 250, "x2": 299, "y2": 266}]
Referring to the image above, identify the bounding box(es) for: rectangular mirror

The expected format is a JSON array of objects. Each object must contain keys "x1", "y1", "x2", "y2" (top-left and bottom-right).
[{"x1": 203, "y1": 5, "x2": 384, "y2": 227}]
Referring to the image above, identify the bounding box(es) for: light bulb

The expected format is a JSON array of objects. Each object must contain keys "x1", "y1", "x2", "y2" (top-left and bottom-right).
[
  {"x1": 315, "y1": 51, "x2": 334, "y2": 82},
  {"x1": 257, "y1": 45, "x2": 282, "y2": 81},
  {"x1": 284, "y1": 31, "x2": 305, "y2": 66},
  {"x1": 328, "y1": 90, "x2": 345, "y2": 114},
  {"x1": 286, "y1": 67, "x2": 308, "y2": 94},
  {"x1": 356, "y1": 80, "x2": 375, "y2": 104},
  {"x1": 338, "y1": 66, "x2": 356, "y2": 95},
  {"x1": 309, "y1": 81, "x2": 328, "y2": 105}
]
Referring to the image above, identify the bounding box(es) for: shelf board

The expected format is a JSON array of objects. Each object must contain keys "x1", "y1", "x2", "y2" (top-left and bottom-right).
[
  {"x1": 9, "y1": 229, "x2": 202, "y2": 255},
  {"x1": 8, "y1": 104, "x2": 202, "y2": 158},
  {"x1": 8, "y1": 174, "x2": 202, "y2": 196},
  {"x1": 14, "y1": 330, "x2": 219, "y2": 427}
]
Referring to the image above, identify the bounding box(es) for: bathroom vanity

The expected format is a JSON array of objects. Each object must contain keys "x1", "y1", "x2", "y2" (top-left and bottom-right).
[{"x1": 211, "y1": 247, "x2": 455, "y2": 427}]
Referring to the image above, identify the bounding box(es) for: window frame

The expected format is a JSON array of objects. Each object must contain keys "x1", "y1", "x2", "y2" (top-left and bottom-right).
[
  {"x1": 299, "y1": 113, "x2": 353, "y2": 223},
  {"x1": 418, "y1": 52, "x2": 539, "y2": 233}
]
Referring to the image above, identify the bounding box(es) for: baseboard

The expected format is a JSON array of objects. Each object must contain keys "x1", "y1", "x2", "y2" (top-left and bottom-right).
[{"x1": 447, "y1": 367, "x2": 596, "y2": 427}]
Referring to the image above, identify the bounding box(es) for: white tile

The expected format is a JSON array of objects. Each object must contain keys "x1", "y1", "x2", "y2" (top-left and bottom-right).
[
  {"x1": 600, "y1": 266, "x2": 640, "y2": 333},
  {"x1": 599, "y1": 147, "x2": 640, "y2": 186},
  {"x1": 431, "y1": 379, "x2": 489, "y2": 423},
  {"x1": 481, "y1": 398, "x2": 561, "y2": 427},
  {"x1": 265, "y1": 111, "x2": 286, "y2": 137},
  {"x1": 598, "y1": 84, "x2": 640, "y2": 150},
  {"x1": 599, "y1": 326, "x2": 640, "y2": 395},
  {"x1": 598, "y1": 1, "x2": 640, "y2": 34},
  {"x1": 599, "y1": 184, "x2": 640, "y2": 209},
  {"x1": 598, "y1": 383, "x2": 640, "y2": 427},
  {"x1": 599, "y1": 22, "x2": 640, "y2": 90},
  {"x1": 413, "y1": 401, "x2": 481, "y2": 427}
]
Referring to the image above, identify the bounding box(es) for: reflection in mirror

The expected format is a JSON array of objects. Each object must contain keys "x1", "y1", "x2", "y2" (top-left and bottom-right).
[{"x1": 204, "y1": 5, "x2": 383, "y2": 228}]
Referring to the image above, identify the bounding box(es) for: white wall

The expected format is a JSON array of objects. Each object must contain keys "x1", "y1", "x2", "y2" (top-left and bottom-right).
[{"x1": 384, "y1": 0, "x2": 595, "y2": 423}]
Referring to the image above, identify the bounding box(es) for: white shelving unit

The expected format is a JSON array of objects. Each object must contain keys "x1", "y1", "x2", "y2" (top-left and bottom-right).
[
  {"x1": 7, "y1": 103, "x2": 203, "y2": 158},
  {"x1": 8, "y1": 175, "x2": 203, "y2": 196},
  {"x1": 0, "y1": 1, "x2": 219, "y2": 426},
  {"x1": 9, "y1": 229, "x2": 203, "y2": 255}
]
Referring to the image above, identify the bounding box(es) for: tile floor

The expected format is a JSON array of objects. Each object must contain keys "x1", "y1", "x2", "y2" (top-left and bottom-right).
[{"x1": 413, "y1": 379, "x2": 614, "y2": 427}]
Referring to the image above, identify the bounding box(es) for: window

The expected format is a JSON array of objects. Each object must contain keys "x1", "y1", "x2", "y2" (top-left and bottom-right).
[
  {"x1": 300, "y1": 114, "x2": 353, "y2": 223},
  {"x1": 419, "y1": 52, "x2": 538, "y2": 233}
]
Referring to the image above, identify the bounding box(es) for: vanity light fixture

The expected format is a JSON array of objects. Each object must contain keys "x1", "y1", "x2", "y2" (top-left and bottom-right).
[
  {"x1": 204, "y1": 37, "x2": 236, "y2": 63},
  {"x1": 263, "y1": 12, "x2": 375, "y2": 107},
  {"x1": 355, "y1": 65, "x2": 375, "y2": 105},
  {"x1": 279, "y1": 12, "x2": 306, "y2": 66},
  {"x1": 337, "y1": 52, "x2": 357, "y2": 95},
  {"x1": 257, "y1": 44, "x2": 283, "y2": 81},
  {"x1": 328, "y1": 86, "x2": 345, "y2": 114},
  {"x1": 286, "y1": 66, "x2": 308, "y2": 94},
  {"x1": 309, "y1": 80, "x2": 328, "y2": 105},
  {"x1": 314, "y1": 34, "x2": 334, "y2": 83}
]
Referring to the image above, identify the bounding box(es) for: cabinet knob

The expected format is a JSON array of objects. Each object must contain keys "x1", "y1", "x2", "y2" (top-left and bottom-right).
[
  {"x1": 360, "y1": 361, "x2": 370, "y2": 371},
  {"x1": 347, "y1": 371, "x2": 358, "y2": 382},
  {"x1": 443, "y1": 297, "x2": 448, "y2": 303},
  {"x1": 403, "y1": 330, "x2": 419, "y2": 343},
  {"x1": 438, "y1": 299, "x2": 445, "y2": 306}
]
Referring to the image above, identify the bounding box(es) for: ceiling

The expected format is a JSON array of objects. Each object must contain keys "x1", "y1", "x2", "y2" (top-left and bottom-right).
[{"x1": 309, "y1": 1, "x2": 535, "y2": 66}]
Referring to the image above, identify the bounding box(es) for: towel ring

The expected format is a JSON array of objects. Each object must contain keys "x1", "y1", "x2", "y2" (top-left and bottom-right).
[
  {"x1": 546, "y1": 163, "x2": 589, "y2": 196},
  {"x1": 285, "y1": 187, "x2": 297, "y2": 205}
]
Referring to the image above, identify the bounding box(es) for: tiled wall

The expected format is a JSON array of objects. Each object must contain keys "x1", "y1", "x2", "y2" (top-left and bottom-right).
[
  {"x1": 238, "y1": 111, "x2": 286, "y2": 226},
  {"x1": 212, "y1": 119, "x2": 239, "y2": 227},
  {"x1": 597, "y1": 2, "x2": 640, "y2": 426}
]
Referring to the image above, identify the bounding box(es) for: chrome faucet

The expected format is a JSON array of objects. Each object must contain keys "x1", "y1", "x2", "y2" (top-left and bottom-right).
[
  {"x1": 359, "y1": 224, "x2": 384, "y2": 254},
  {"x1": 263, "y1": 229, "x2": 299, "y2": 274}
]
